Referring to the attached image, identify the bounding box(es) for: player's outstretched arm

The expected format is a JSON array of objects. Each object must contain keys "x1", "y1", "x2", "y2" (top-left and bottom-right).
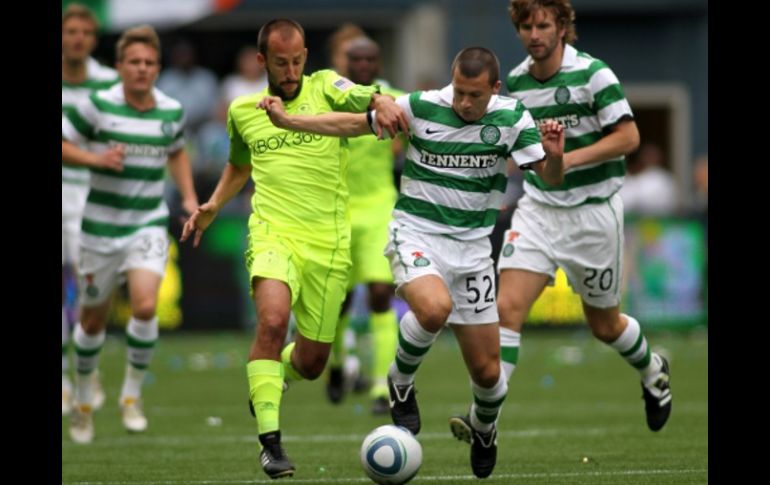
[
  {"x1": 564, "y1": 119, "x2": 639, "y2": 170},
  {"x1": 181, "y1": 162, "x2": 250, "y2": 248},
  {"x1": 259, "y1": 96, "x2": 371, "y2": 137}
]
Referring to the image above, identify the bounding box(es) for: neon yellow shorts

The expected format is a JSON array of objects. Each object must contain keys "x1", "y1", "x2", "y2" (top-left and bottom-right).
[
  {"x1": 245, "y1": 217, "x2": 351, "y2": 343},
  {"x1": 349, "y1": 198, "x2": 394, "y2": 288}
]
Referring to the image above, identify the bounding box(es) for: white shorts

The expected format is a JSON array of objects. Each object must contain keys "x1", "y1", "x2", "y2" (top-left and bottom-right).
[
  {"x1": 62, "y1": 183, "x2": 89, "y2": 265},
  {"x1": 497, "y1": 194, "x2": 624, "y2": 308},
  {"x1": 385, "y1": 221, "x2": 498, "y2": 325},
  {"x1": 78, "y1": 228, "x2": 169, "y2": 307}
]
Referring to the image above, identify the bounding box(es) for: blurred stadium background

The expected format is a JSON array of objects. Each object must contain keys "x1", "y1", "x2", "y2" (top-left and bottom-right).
[
  {"x1": 64, "y1": 0, "x2": 708, "y2": 332},
  {"x1": 62, "y1": 1, "x2": 707, "y2": 482}
]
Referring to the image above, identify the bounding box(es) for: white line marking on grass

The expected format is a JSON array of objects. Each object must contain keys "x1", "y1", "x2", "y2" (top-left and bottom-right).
[
  {"x1": 68, "y1": 468, "x2": 708, "y2": 484},
  {"x1": 62, "y1": 427, "x2": 609, "y2": 447}
]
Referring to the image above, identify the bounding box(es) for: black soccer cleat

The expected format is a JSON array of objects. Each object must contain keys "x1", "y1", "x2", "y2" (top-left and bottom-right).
[
  {"x1": 449, "y1": 414, "x2": 497, "y2": 479},
  {"x1": 642, "y1": 354, "x2": 672, "y2": 432},
  {"x1": 258, "y1": 431, "x2": 295, "y2": 479},
  {"x1": 387, "y1": 376, "x2": 421, "y2": 435},
  {"x1": 371, "y1": 396, "x2": 389, "y2": 416},
  {"x1": 326, "y1": 366, "x2": 345, "y2": 404}
]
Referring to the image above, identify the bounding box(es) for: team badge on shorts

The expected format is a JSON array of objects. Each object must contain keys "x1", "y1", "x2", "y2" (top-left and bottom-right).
[
  {"x1": 85, "y1": 273, "x2": 99, "y2": 298},
  {"x1": 412, "y1": 251, "x2": 430, "y2": 267},
  {"x1": 480, "y1": 125, "x2": 501, "y2": 145},
  {"x1": 503, "y1": 231, "x2": 520, "y2": 257},
  {"x1": 555, "y1": 86, "x2": 571, "y2": 105},
  {"x1": 502, "y1": 243, "x2": 514, "y2": 257}
]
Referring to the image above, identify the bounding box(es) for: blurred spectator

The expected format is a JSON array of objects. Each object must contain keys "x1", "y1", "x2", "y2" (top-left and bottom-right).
[
  {"x1": 327, "y1": 23, "x2": 366, "y2": 76},
  {"x1": 158, "y1": 39, "x2": 218, "y2": 134},
  {"x1": 220, "y1": 46, "x2": 267, "y2": 106},
  {"x1": 692, "y1": 154, "x2": 708, "y2": 212},
  {"x1": 620, "y1": 143, "x2": 679, "y2": 215}
]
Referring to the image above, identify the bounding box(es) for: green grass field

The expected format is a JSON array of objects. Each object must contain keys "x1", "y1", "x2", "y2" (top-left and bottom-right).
[{"x1": 62, "y1": 328, "x2": 708, "y2": 484}]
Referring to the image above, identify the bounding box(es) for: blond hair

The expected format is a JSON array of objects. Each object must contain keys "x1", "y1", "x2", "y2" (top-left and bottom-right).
[{"x1": 115, "y1": 25, "x2": 161, "y2": 62}]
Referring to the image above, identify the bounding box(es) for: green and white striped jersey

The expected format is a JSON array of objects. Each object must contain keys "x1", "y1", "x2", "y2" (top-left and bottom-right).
[
  {"x1": 62, "y1": 83, "x2": 185, "y2": 252},
  {"x1": 61, "y1": 57, "x2": 119, "y2": 187},
  {"x1": 392, "y1": 86, "x2": 545, "y2": 240},
  {"x1": 506, "y1": 44, "x2": 633, "y2": 207}
]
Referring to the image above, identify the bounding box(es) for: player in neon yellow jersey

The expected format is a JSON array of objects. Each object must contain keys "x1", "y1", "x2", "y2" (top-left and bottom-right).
[
  {"x1": 181, "y1": 19, "x2": 407, "y2": 479},
  {"x1": 324, "y1": 37, "x2": 406, "y2": 416}
]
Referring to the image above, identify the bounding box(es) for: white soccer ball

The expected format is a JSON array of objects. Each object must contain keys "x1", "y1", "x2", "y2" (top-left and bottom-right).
[{"x1": 360, "y1": 425, "x2": 422, "y2": 485}]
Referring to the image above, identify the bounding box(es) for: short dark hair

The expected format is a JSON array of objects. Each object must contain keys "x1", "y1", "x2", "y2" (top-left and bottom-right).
[
  {"x1": 257, "y1": 19, "x2": 305, "y2": 56},
  {"x1": 451, "y1": 47, "x2": 500, "y2": 86},
  {"x1": 509, "y1": 0, "x2": 577, "y2": 45}
]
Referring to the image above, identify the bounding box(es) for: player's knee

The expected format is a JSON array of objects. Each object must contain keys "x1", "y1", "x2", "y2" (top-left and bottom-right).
[
  {"x1": 132, "y1": 306, "x2": 156, "y2": 321},
  {"x1": 588, "y1": 319, "x2": 622, "y2": 343},
  {"x1": 368, "y1": 284, "x2": 392, "y2": 313},
  {"x1": 295, "y1": 354, "x2": 326, "y2": 380},
  {"x1": 257, "y1": 312, "x2": 289, "y2": 344},
  {"x1": 497, "y1": 292, "x2": 526, "y2": 327},
  {"x1": 469, "y1": 358, "x2": 501, "y2": 388},
  {"x1": 413, "y1": 298, "x2": 451, "y2": 331},
  {"x1": 80, "y1": 312, "x2": 106, "y2": 334}
]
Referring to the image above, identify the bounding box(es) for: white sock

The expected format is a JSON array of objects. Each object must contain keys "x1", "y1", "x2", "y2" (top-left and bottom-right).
[
  {"x1": 469, "y1": 367, "x2": 508, "y2": 433},
  {"x1": 121, "y1": 316, "x2": 158, "y2": 401},
  {"x1": 609, "y1": 314, "x2": 661, "y2": 382},
  {"x1": 388, "y1": 311, "x2": 440, "y2": 385},
  {"x1": 73, "y1": 323, "x2": 105, "y2": 406},
  {"x1": 499, "y1": 327, "x2": 521, "y2": 381}
]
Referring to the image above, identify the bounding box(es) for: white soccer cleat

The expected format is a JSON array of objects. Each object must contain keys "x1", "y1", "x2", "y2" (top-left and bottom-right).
[
  {"x1": 90, "y1": 370, "x2": 106, "y2": 410},
  {"x1": 121, "y1": 397, "x2": 148, "y2": 433},
  {"x1": 69, "y1": 404, "x2": 94, "y2": 444}
]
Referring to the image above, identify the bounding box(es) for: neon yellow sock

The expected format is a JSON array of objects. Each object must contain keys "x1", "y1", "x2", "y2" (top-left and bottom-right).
[
  {"x1": 330, "y1": 314, "x2": 350, "y2": 367},
  {"x1": 369, "y1": 309, "x2": 397, "y2": 398},
  {"x1": 281, "y1": 342, "x2": 303, "y2": 382},
  {"x1": 246, "y1": 360, "x2": 284, "y2": 434}
]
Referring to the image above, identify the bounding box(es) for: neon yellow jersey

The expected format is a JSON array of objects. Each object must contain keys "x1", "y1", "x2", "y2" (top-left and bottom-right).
[
  {"x1": 347, "y1": 85, "x2": 405, "y2": 207},
  {"x1": 227, "y1": 70, "x2": 378, "y2": 249}
]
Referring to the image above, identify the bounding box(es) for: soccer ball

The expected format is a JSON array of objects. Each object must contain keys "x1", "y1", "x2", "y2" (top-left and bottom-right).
[{"x1": 360, "y1": 425, "x2": 422, "y2": 485}]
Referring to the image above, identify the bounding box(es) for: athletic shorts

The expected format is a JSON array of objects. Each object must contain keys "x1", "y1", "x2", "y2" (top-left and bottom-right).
[
  {"x1": 385, "y1": 220, "x2": 498, "y2": 325},
  {"x1": 245, "y1": 215, "x2": 351, "y2": 343},
  {"x1": 78, "y1": 227, "x2": 169, "y2": 306},
  {"x1": 349, "y1": 198, "x2": 394, "y2": 288},
  {"x1": 497, "y1": 193, "x2": 624, "y2": 308}
]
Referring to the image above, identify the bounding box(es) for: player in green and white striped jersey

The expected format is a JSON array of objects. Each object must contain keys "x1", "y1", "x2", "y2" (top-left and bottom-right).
[
  {"x1": 498, "y1": 0, "x2": 672, "y2": 433},
  {"x1": 61, "y1": 3, "x2": 119, "y2": 417},
  {"x1": 259, "y1": 46, "x2": 564, "y2": 479},
  {"x1": 62, "y1": 25, "x2": 198, "y2": 445}
]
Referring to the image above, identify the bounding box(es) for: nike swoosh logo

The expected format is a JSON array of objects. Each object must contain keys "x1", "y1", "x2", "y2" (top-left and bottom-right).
[
  {"x1": 474, "y1": 305, "x2": 494, "y2": 313},
  {"x1": 425, "y1": 128, "x2": 442, "y2": 134}
]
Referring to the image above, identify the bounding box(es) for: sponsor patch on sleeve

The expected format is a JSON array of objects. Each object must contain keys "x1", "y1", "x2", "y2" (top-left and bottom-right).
[{"x1": 332, "y1": 76, "x2": 355, "y2": 91}]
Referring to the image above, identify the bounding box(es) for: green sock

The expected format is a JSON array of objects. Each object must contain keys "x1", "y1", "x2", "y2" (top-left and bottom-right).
[
  {"x1": 330, "y1": 314, "x2": 350, "y2": 368},
  {"x1": 280, "y1": 342, "x2": 303, "y2": 382},
  {"x1": 247, "y1": 360, "x2": 284, "y2": 434},
  {"x1": 369, "y1": 309, "x2": 397, "y2": 398}
]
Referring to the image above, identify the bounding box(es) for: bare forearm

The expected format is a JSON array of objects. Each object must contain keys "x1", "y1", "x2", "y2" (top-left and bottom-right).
[
  {"x1": 62, "y1": 140, "x2": 97, "y2": 166},
  {"x1": 167, "y1": 149, "x2": 198, "y2": 204},
  {"x1": 208, "y1": 162, "x2": 251, "y2": 211},
  {"x1": 541, "y1": 153, "x2": 565, "y2": 186},
  {"x1": 566, "y1": 120, "x2": 640, "y2": 168},
  {"x1": 281, "y1": 112, "x2": 370, "y2": 137}
]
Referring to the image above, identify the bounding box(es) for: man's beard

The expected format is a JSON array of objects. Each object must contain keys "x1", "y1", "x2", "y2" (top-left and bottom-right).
[{"x1": 269, "y1": 77, "x2": 303, "y2": 101}]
